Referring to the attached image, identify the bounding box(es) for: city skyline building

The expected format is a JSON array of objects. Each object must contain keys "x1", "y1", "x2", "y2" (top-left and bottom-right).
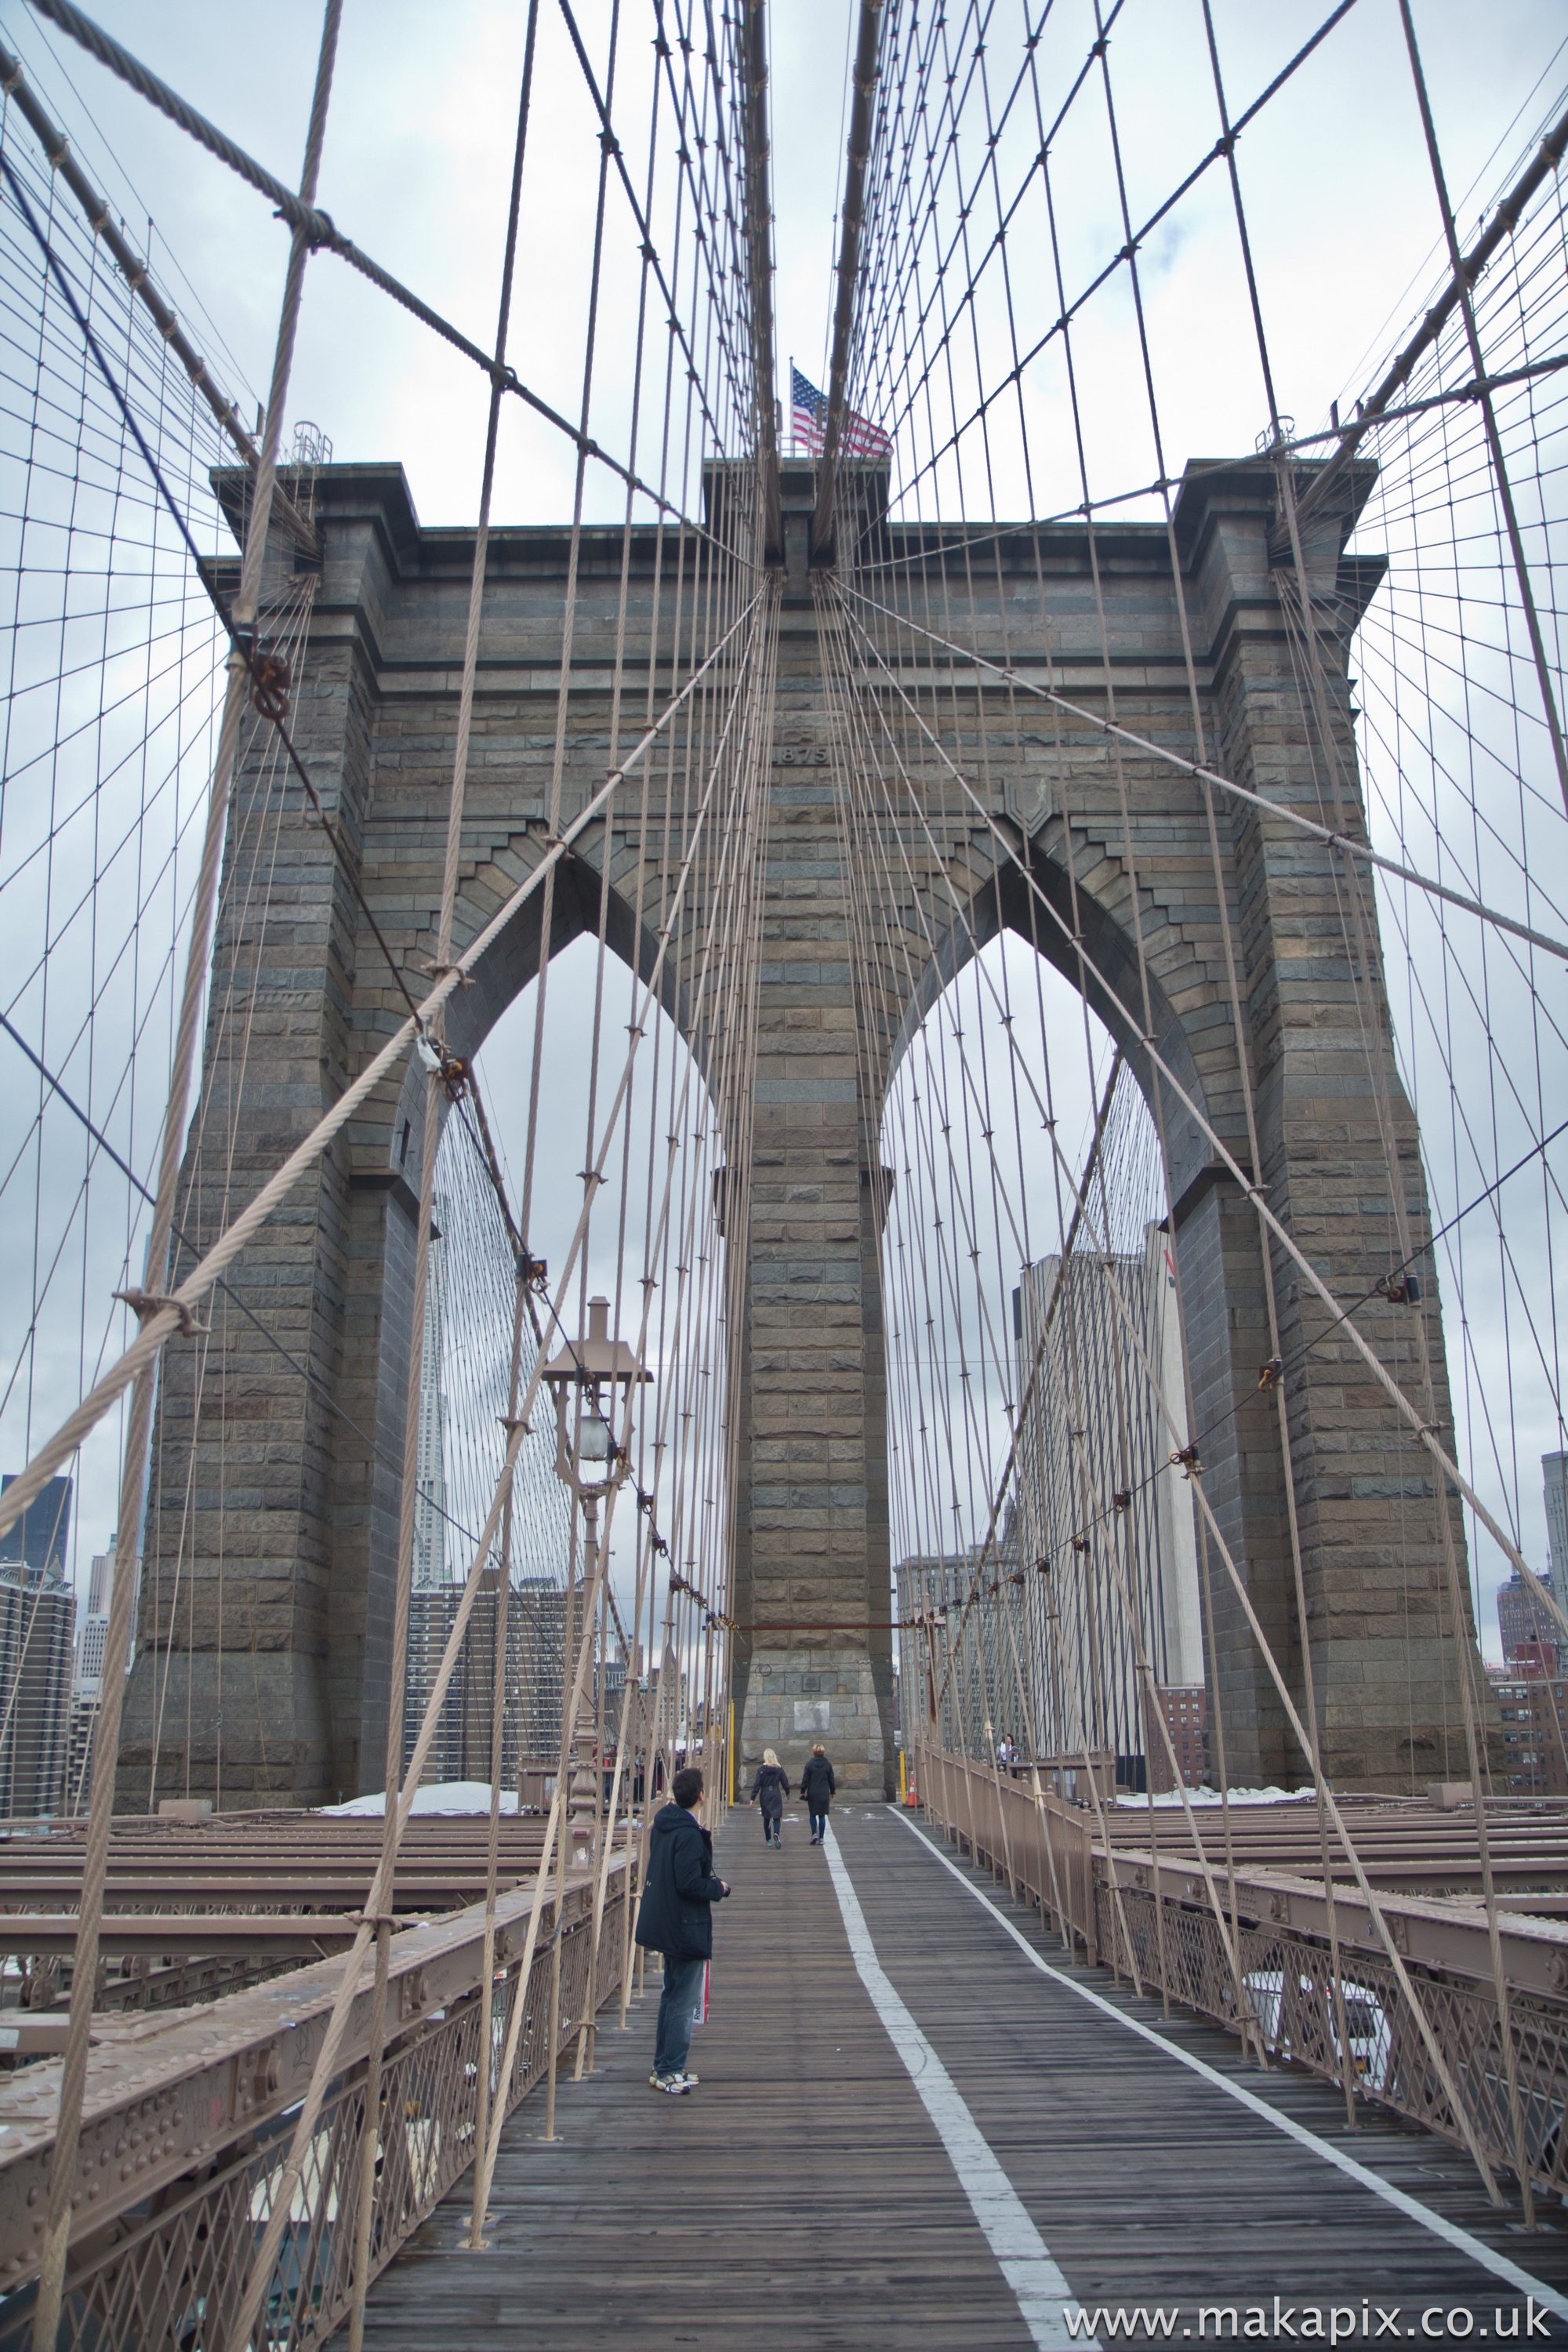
[
  {"x1": 0, "y1": 1558, "x2": 74, "y2": 1816},
  {"x1": 1011, "y1": 1225, "x2": 1203, "y2": 1774},
  {"x1": 1498, "y1": 1565, "x2": 1559, "y2": 1664},
  {"x1": 0, "y1": 1473, "x2": 74, "y2": 1816},
  {"x1": 412, "y1": 1231, "x2": 449, "y2": 1589},
  {"x1": 0, "y1": 1473, "x2": 71, "y2": 1576},
  {"x1": 400, "y1": 1571, "x2": 568, "y2": 1788},
  {"x1": 65, "y1": 1546, "x2": 118, "y2": 1819},
  {"x1": 1150, "y1": 1686, "x2": 1210, "y2": 1794},
  {"x1": 1488, "y1": 1654, "x2": 1568, "y2": 1796},
  {"x1": 85, "y1": 1545, "x2": 114, "y2": 1620},
  {"x1": 1544, "y1": 1450, "x2": 1568, "y2": 1603},
  {"x1": 895, "y1": 1547, "x2": 1001, "y2": 1762}
]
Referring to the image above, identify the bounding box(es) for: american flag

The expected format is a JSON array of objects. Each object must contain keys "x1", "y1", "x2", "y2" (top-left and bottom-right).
[{"x1": 790, "y1": 362, "x2": 891, "y2": 460}]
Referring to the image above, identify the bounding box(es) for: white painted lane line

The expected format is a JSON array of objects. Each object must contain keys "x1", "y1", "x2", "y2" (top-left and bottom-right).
[
  {"x1": 895, "y1": 1808, "x2": 1568, "y2": 2322},
  {"x1": 822, "y1": 1823, "x2": 1096, "y2": 2351}
]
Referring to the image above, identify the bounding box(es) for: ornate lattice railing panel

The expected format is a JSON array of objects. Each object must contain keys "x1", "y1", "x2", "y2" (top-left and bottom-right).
[
  {"x1": 0, "y1": 1886, "x2": 626, "y2": 2352},
  {"x1": 917, "y1": 1746, "x2": 1568, "y2": 2193}
]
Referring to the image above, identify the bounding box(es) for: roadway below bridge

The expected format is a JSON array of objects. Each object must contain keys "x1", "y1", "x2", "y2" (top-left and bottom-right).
[{"x1": 360, "y1": 1807, "x2": 1568, "y2": 2348}]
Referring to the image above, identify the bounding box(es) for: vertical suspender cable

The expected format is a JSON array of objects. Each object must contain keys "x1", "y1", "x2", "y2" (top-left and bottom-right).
[
  {"x1": 29, "y1": 10, "x2": 345, "y2": 2347},
  {"x1": 810, "y1": 0, "x2": 885, "y2": 557},
  {"x1": 350, "y1": 4, "x2": 541, "y2": 2323},
  {"x1": 739, "y1": 0, "x2": 781, "y2": 558}
]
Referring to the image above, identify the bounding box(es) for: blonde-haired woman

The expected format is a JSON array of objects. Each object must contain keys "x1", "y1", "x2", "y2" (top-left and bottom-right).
[{"x1": 749, "y1": 1748, "x2": 790, "y2": 1848}]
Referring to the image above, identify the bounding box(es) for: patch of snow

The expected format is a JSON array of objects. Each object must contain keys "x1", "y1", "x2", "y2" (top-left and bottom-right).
[
  {"x1": 319, "y1": 1780, "x2": 521, "y2": 1817},
  {"x1": 1114, "y1": 1784, "x2": 1316, "y2": 1807}
]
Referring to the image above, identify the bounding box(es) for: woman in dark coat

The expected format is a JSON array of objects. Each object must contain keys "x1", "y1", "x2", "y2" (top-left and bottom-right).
[
  {"x1": 749, "y1": 1748, "x2": 789, "y2": 1846},
  {"x1": 800, "y1": 1744, "x2": 836, "y2": 1846}
]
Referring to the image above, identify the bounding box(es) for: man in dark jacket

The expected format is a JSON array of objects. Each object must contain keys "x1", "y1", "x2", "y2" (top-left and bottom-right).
[
  {"x1": 634, "y1": 1764, "x2": 729, "y2": 2093},
  {"x1": 800, "y1": 1744, "x2": 836, "y2": 1845}
]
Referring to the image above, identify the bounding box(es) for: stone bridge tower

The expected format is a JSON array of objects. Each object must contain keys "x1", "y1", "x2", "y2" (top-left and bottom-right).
[{"x1": 121, "y1": 448, "x2": 1479, "y2": 1806}]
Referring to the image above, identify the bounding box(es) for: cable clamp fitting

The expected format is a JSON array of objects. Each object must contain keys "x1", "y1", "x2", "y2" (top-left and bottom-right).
[
  {"x1": 1170, "y1": 1444, "x2": 1203, "y2": 1479},
  {"x1": 413, "y1": 1032, "x2": 470, "y2": 1100},
  {"x1": 248, "y1": 648, "x2": 292, "y2": 722},
  {"x1": 1258, "y1": 1356, "x2": 1283, "y2": 1392},
  {"x1": 115, "y1": 1287, "x2": 208, "y2": 1340},
  {"x1": 516, "y1": 1248, "x2": 549, "y2": 1295}
]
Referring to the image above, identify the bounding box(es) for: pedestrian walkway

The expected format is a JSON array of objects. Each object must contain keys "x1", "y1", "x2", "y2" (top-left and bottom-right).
[{"x1": 358, "y1": 1806, "x2": 1568, "y2": 2348}]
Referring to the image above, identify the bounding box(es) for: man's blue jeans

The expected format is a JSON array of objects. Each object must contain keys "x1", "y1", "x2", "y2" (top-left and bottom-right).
[
  {"x1": 653, "y1": 1954, "x2": 706, "y2": 2078},
  {"x1": 810, "y1": 1811, "x2": 828, "y2": 1842}
]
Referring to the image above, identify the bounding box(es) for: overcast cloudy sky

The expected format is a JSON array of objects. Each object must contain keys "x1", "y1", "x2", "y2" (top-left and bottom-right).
[{"x1": 3, "y1": 1, "x2": 1561, "y2": 528}]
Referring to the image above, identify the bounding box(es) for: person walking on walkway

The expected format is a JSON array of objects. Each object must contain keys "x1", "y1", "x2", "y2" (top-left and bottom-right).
[
  {"x1": 633, "y1": 1762, "x2": 729, "y2": 2095},
  {"x1": 749, "y1": 1748, "x2": 789, "y2": 1847},
  {"x1": 800, "y1": 1744, "x2": 836, "y2": 1846}
]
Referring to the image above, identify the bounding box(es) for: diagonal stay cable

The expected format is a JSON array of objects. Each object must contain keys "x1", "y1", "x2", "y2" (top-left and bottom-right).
[
  {"x1": 0, "y1": 1004, "x2": 510, "y2": 1563},
  {"x1": 868, "y1": 0, "x2": 1365, "y2": 514},
  {"x1": 833, "y1": 582, "x2": 1563, "y2": 1610},
  {"x1": 0, "y1": 37, "x2": 318, "y2": 550},
  {"x1": 1000, "y1": 1107, "x2": 1568, "y2": 1570},
  {"x1": 0, "y1": 583, "x2": 766, "y2": 1552},
  {"x1": 0, "y1": 149, "x2": 429, "y2": 1028},
  {"x1": 839, "y1": 583, "x2": 1568, "y2": 965},
  {"x1": 22, "y1": 0, "x2": 735, "y2": 546},
  {"x1": 552, "y1": 0, "x2": 726, "y2": 457}
]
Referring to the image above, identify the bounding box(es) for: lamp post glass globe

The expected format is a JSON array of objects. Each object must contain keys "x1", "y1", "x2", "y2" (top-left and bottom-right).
[{"x1": 539, "y1": 1298, "x2": 648, "y2": 1495}]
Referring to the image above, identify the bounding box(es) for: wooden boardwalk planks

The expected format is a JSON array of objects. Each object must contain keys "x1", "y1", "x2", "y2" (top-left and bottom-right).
[{"x1": 355, "y1": 1805, "x2": 1568, "y2": 2347}]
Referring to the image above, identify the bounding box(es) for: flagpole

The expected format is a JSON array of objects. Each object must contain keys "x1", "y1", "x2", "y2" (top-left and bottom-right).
[{"x1": 788, "y1": 353, "x2": 793, "y2": 455}]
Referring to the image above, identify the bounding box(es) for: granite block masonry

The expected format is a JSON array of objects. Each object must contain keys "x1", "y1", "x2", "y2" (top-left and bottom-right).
[{"x1": 119, "y1": 453, "x2": 1487, "y2": 1807}]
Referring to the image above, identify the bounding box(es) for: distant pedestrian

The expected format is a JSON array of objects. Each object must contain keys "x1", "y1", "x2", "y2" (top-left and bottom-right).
[
  {"x1": 749, "y1": 1748, "x2": 789, "y2": 1846},
  {"x1": 800, "y1": 1744, "x2": 836, "y2": 1846},
  {"x1": 633, "y1": 1763, "x2": 729, "y2": 2095}
]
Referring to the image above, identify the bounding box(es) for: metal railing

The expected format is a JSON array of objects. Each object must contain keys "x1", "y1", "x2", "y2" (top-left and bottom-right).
[
  {"x1": 916, "y1": 1745, "x2": 1568, "y2": 2192},
  {"x1": 0, "y1": 1860, "x2": 630, "y2": 2350}
]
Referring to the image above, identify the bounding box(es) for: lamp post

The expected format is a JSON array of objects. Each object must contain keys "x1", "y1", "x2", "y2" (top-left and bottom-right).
[
  {"x1": 539, "y1": 1298, "x2": 651, "y2": 1840},
  {"x1": 537, "y1": 1298, "x2": 649, "y2": 2123}
]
